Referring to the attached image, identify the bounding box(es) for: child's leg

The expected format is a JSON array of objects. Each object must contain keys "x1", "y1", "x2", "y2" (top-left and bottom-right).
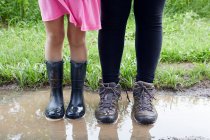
[
  {"x1": 65, "y1": 22, "x2": 87, "y2": 119},
  {"x1": 44, "y1": 16, "x2": 65, "y2": 61},
  {"x1": 67, "y1": 22, "x2": 87, "y2": 62},
  {"x1": 44, "y1": 16, "x2": 65, "y2": 121}
]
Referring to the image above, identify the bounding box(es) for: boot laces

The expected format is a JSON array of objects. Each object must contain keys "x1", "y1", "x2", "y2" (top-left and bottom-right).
[
  {"x1": 134, "y1": 82, "x2": 155, "y2": 111},
  {"x1": 99, "y1": 84, "x2": 121, "y2": 111}
]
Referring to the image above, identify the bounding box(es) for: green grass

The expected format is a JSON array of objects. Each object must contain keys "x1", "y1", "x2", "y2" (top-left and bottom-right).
[
  {"x1": 1, "y1": 0, "x2": 209, "y2": 25},
  {"x1": 0, "y1": 12, "x2": 209, "y2": 90},
  {"x1": 164, "y1": 0, "x2": 210, "y2": 18}
]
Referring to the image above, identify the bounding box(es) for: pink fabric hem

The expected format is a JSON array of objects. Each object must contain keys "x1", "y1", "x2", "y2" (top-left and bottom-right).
[
  {"x1": 41, "y1": 13, "x2": 68, "y2": 22},
  {"x1": 80, "y1": 25, "x2": 102, "y2": 31},
  {"x1": 42, "y1": 14, "x2": 101, "y2": 31},
  {"x1": 39, "y1": 0, "x2": 101, "y2": 31},
  {"x1": 68, "y1": 15, "x2": 101, "y2": 31}
]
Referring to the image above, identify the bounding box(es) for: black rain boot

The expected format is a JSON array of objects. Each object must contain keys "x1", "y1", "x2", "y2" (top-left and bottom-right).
[
  {"x1": 45, "y1": 61, "x2": 65, "y2": 121},
  {"x1": 65, "y1": 60, "x2": 87, "y2": 119}
]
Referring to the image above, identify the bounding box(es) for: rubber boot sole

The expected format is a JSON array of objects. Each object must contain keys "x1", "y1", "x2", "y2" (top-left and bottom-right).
[{"x1": 45, "y1": 115, "x2": 64, "y2": 121}]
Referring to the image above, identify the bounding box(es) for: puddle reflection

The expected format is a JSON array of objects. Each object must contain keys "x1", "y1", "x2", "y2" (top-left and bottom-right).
[
  {"x1": 66, "y1": 119, "x2": 88, "y2": 140},
  {"x1": 0, "y1": 89, "x2": 210, "y2": 139}
]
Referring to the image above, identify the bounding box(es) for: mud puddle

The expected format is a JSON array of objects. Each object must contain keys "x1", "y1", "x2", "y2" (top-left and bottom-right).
[{"x1": 0, "y1": 89, "x2": 210, "y2": 140}]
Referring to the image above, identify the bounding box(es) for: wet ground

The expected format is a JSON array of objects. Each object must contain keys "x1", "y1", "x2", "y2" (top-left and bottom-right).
[{"x1": 0, "y1": 88, "x2": 210, "y2": 140}]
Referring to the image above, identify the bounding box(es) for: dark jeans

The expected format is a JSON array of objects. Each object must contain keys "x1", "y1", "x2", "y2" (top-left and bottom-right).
[{"x1": 98, "y1": 0, "x2": 166, "y2": 83}]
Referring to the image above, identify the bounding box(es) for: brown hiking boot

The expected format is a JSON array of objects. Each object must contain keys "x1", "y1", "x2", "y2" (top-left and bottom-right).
[
  {"x1": 132, "y1": 81, "x2": 157, "y2": 124},
  {"x1": 95, "y1": 82, "x2": 121, "y2": 123}
]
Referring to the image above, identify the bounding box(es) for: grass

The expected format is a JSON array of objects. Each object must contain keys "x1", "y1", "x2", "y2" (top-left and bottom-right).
[
  {"x1": 164, "y1": 0, "x2": 210, "y2": 18},
  {"x1": 0, "y1": 12, "x2": 209, "y2": 90},
  {"x1": 1, "y1": 0, "x2": 209, "y2": 25}
]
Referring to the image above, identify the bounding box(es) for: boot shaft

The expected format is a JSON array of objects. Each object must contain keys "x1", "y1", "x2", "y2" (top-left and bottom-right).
[
  {"x1": 70, "y1": 60, "x2": 87, "y2": 90},
  {"x1": 46, "y1": 61, "x2": 63, "y2": 88},
  {"x1": 46, "y1": 61, "x2": 63, "y2": 99}
]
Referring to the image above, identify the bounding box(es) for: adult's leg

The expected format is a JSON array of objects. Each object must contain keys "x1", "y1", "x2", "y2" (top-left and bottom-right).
[
  {"x1": 132, "y1": 0, "x2": 166, "y2": 125},
  {"x1": 95, "y1": 0, "x2": 132, "y2": 124},
  {"x1": 134, "y1": 0, "x2": 166, "y2": 83},
  {"x1": 98, "y1": 0, "x2": 132, "y2": 83}
]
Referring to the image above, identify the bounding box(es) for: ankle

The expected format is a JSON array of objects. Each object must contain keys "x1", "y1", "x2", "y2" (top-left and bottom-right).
[
  {"x1": 70, "y1": 59, "x2": 87, "y2": 64},
  {"x1": 135, "y1": 80, "x2": 154, "y2": 87}
]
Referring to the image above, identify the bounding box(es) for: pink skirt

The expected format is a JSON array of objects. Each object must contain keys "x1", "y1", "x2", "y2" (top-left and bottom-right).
[{"x1": 38, "y1": 0, "x2": 101, "y2": 31}]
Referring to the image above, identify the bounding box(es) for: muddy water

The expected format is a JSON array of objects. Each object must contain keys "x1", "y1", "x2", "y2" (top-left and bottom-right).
[{"x1": 0, "y1": 89, "x2": 210, "y2": 140}]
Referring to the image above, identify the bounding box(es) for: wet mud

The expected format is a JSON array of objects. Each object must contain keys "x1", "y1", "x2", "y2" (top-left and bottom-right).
[{"x1": 0, "y1": 88, "x2": 210, "y2": 140}]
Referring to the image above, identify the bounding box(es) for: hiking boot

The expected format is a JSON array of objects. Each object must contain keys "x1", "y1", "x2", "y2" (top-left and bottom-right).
[
  {"x1": 95, "y1": 82, "x2": 121, "y2": 123},
  {"x1": 132, "y1": 81, "x2": 157, "y2": 124},
  {"x1": 65, "y1": 60, "x2": 87, "y2": 119},
  {"x1": 45, "y1": 61, "x2": 65, "y2": 121}
]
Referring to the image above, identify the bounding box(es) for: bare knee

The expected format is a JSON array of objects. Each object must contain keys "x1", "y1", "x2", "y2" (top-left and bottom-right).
[
  {"x1": 47, "y1": 31, "x2": 65, "y2": 46},
  {"x1": 67, "y1": 26, "x2": 86, "y2": 48},
  {"x1": 69, "y1": 39, "x2": 86, "y2": 49}
]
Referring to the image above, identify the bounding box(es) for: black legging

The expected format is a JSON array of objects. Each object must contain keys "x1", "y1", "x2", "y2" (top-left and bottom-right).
[{"x1": 98, "y1": 0, "x2": 166, "y2": 83}]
